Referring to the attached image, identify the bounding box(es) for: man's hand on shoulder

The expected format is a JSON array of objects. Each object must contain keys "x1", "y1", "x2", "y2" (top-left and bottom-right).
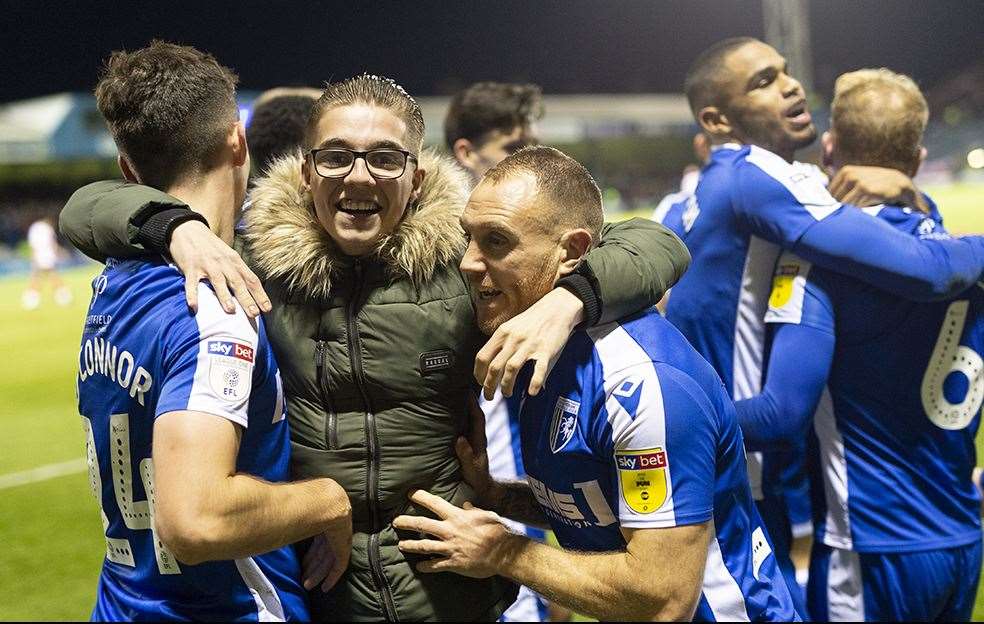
[
  {"x1": 475, "y1": 287, "x2": 584, "y2": 399},
  {"x1": 828, "y1": 165, "x2": 929, "y2": 214},
  {"x1": 170, "y1": 221, "x2": 272, "y2": 318}
]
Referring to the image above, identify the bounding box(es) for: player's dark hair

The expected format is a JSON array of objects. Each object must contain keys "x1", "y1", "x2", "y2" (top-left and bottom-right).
[
  {"x1": 306, "y1": 74, "x2": 425, "y2": 152},
  {"x1": 684, "y1": 37, "x2": 759, "y2": 115},
  {"x1": 247, "y1": 94, "x2": 318, "y2": 176},
  {"x1": 95, "y1": 40, "x2": 239, "y2": 189},
  {"x1": 484, "y1": 146, "x2": 603, "y2": 239},
  {"x1": 443, "y1": 82, "x2": 544, "y2": 150}
]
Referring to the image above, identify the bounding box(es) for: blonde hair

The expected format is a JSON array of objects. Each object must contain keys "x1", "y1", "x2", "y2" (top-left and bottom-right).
[{"x1": 831, "y1": 68, "x2": 928, "y2": 173}]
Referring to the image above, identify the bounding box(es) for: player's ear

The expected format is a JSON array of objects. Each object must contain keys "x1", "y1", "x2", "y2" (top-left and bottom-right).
[
  {"x1": 914, "y1": 146, "x2": 927, "y2": 177},
  {"x1": 231, "y1": 121, "x2": 248, "y2": 168},
  {"x1": 117, "y1": 155, "x2": 139, "y2": 183},
  {"x1": 697, "y1": 106, "x2": 732, "y2": 139},
  {"x1": 453, "y1": 138, "x2": 477, "y2": 171},
  {"x1": 558, "y1": 228, "x2": 593, "y2": 277}
]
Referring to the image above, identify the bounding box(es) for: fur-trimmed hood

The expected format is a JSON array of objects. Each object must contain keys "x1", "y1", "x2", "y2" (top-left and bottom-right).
[{"x1": 242, "y1": 147, "x2": 471, "y2": 300}]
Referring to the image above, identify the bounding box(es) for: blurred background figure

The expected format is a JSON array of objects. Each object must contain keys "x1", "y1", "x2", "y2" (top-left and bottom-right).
[
  {"x1": 444, "y1": 81, "x2": 544, "y2": 184},
  {"x1": 653, "y1": 132, "x2": 710, "y2": 223},
  {"x1": 245, "y1": 86, "x2": 320, "y2": 181},
  {"x1": 21, "y1": 215, "x2": 70, "y2": 309}
]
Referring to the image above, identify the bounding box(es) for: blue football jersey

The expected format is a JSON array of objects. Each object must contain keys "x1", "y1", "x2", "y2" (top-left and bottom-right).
[
  {"x1": 77, "y1": 258, "x2": 307, "y2": 621},
  {"x1": 665, "y1": 144, "x2": 839, "y2": 400},
  {"x1": 663, "y1": 144, "x2": 839, "y2": 499},
  {"x1": 519, "y1": 309, "x2": 797, "y2": 622},
  {"x1": 764, "y1": 206, "x2": 983, "y2": 553}
]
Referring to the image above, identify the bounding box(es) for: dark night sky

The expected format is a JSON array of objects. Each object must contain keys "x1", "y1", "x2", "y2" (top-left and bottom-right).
[{"x1": 2, "y1": 0, "x2": 982, "y2": 103}]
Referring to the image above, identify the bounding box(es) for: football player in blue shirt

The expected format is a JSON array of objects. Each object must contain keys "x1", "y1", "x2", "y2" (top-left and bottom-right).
[
  {"x1": 658, "y1": 37, "x2": 984, "y2": 618},
  {"x1": 737, "y1": 68, "x2": 982, "y2": 622},
  {"x1": 394, "y1": 146, "x2": 798, "y2": 622},
  {"x1": 75, "y1": 41, "x2": 351, "y2": 621}
]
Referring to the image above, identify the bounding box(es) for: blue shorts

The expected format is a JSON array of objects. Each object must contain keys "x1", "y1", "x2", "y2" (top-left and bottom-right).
[{"x1": 808, "y1": 540, "x2": 982, "y2": 622}]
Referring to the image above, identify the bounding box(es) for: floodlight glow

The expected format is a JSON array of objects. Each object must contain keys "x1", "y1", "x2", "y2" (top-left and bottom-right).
[
  {"x1": 968, "y1": 148, "x2": 984, "y2": 169},
  {"x1": 239, "y1": 107, "x2": 251, "y2": 126}
]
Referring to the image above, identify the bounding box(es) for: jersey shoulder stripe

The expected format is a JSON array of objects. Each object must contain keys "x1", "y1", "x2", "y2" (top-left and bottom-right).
[
  {"x1": 742, "y1": 146, "x2": 841, "y2": 222},
  {"x1": 157, "y1": 283, "x2": 260, "y2": 428}
]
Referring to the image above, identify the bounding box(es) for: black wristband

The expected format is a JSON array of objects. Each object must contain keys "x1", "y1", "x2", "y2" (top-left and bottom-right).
[
  {"x1": 556, "y1": 267, "x2": 602, "y2": 328},
  {"x1": 136, "y1": 207, "x2": 208, "y2": 253}
]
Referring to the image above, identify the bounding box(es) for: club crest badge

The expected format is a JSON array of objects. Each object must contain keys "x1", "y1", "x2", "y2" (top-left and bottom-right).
[{"x1": 549, "y1": 396, "x2": 580, "y2": 453}]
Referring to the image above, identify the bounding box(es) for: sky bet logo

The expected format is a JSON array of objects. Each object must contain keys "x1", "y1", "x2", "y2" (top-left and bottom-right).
[
  {"x1": 616, "y1": 449, "x2": 667, "y2": 471},
  {"x1": 207, "y1": 341, "x2": 254, "y2": 363}
]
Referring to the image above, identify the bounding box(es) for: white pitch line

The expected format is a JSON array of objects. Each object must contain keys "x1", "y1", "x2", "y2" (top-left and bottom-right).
[{"x1": 0, "y1": 458, "x2": 86, "y2": 490}]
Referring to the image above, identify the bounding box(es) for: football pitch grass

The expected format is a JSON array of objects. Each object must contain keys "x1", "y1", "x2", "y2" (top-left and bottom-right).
[{"x1": 0, "y1": 185, "x2": 981, "y2": 620}]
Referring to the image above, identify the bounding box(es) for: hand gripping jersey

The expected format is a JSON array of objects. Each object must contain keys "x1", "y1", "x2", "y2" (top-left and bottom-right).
[
  {"x1": 764, "y1": 207, "x2": 983, "y2": 553},
  {"x1": 76, "y1": 258, "x2": 307, "y2": 621},
  {"x1": 518, "y1": 309, "x2": 798, "y2": 622}
]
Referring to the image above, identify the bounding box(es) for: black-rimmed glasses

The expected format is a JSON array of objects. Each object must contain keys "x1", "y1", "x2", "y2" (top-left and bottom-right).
[{"x1": 309, "y1": 148, "x2": 417, "y2": 180}]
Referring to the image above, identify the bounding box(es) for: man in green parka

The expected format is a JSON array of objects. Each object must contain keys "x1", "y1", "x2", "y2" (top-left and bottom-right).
[{"x1": 60, "y1": 74, "x2": 690, "y2": 621}]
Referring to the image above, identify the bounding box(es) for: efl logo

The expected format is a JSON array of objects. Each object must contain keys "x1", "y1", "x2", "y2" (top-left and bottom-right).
[
  {"x1": 208, "y1": 340, "x2": 254, "y2": 363},
  {"x1": 616, "y1": 449, "x2": 666, "y2": 471}
]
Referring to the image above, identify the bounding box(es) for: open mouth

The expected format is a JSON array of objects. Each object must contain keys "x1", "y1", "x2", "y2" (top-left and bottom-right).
[
  {"x1": 337, "y1": 199, "x2": 384, "y2": 216},
  {"x1": 784, "y1": 100, "x2": 812, "y2": 126},
  {"x1": 477, "y1": 288, "x2": 502, "y2": 302}
]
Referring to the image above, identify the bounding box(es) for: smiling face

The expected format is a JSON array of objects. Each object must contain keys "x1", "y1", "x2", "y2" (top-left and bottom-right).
[
  {"x1": 459, "y1": 172, "x2": 563, "y2": 335},
  {"x1": 302, "y1": 103, "x2": 423, "y2": 256},
  {"x1": 718, "y1": 41, "x2": 816, "y2": 160}
]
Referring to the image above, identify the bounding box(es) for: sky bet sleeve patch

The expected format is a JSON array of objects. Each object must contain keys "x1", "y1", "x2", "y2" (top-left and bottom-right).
[
  {"x1": 765, "y1": 251, "x2": 812, "y2": 325},
  {"x1": 206, "y1": 340, "x2": 254, "y2": 403},
  {"x1": 615, "y1": 447, "x2": 668, "y2": 514}
]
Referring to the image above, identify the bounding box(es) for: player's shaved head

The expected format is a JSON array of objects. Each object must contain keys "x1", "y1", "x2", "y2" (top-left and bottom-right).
[
  {"x1": 684, "y1": 36, "x2": 759, "y2": 114},
  {"x1": 830, "y1": 68, "x2": 928, "y2": 175},
  {"x1": 482, "y1": 146, "x2": 603, "y2": 239}
]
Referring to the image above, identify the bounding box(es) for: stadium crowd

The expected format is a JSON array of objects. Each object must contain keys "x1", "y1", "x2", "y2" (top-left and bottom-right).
[{"x1": 59, "y1": 36, "x2": 983, "y2": 622}]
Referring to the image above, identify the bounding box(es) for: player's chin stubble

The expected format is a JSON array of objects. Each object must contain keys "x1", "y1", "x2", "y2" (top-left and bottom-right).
[{"x1": 478, "y1": 257, "x2": 559, "y2": 336}]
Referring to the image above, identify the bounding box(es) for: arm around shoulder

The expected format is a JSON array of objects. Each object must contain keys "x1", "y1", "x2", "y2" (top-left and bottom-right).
[
  {"x1": 566, "y1": 218, "x2": 690, "y2": 326},
  {"x1": 60, "y1": 180, "x2": 195, "y2": 261}
]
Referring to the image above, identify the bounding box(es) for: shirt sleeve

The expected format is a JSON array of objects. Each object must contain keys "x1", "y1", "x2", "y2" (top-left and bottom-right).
[
  {"x1": 599, "y1": 361, "x2": 716, "y2": 529},
  {"x1": 735, "y1": 153, "x2": 984, "y2": 301},
  {"x1": 736, "y1": 254, "x2": 836, "y2": 451},
  {"x1": 735, "y1": 323, "x2": 834, "y2": 451},
  {"x1": 574, "y1": 218, "x2": 690, "y2": 325},
  {"x1": 763, "y1": 251, "x2": 836, "y2": 333},
  {"x1": 155, "y1": 283, "x2": 259, "y2": 428},
  {"x1": 733, "y1": 149, "x2": 842, "y2": 245}
]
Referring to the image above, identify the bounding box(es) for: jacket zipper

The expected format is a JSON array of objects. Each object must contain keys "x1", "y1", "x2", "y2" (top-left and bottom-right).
[
  {"x1": 313, "y1": 340, "x2": 338, "y2": 450},
  {"x1": 347, "y1": 260, "x2": 399, "y2": 621}
]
